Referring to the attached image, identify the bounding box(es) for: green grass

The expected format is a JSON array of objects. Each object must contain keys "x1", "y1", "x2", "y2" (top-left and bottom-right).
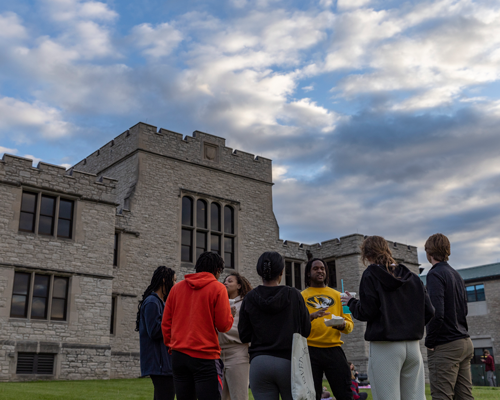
[{"x1": 0, "y1": 378, "x2": 498, "y2": 399}]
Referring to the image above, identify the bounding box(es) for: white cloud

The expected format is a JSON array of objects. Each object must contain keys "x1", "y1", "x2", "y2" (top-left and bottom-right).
[
  {"x1": 43, "y1": 0, "x2": 118, "y2": 22},
  {"x1": 337, "y1": 0, "x2": 372, "y2": 12},
  {"x1": 24, "y1": 154, "x2": 44, "y2": 166},
  {"x1": 131, "y1": 23, "x2": 183, "y2": 58},
  {"x1": 0, "y1": 146, "x2": 18, "y2": 156},
  {"x1": 0, "y1": 97, "x2": 70, "y2": 141},
  {"x1": 0, "y1": 12, "x2": 27, "y2": 39}
]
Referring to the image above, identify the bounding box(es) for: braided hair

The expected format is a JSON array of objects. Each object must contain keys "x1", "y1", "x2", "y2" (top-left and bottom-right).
[
  {"x1": 224, "y1": 272, "x2": 253, "y2": 298},
  {"x1": 135, "y1": 266, "x2": 175, "y2": 332},
  {"x1": 256, "y1": 251, "x2": 284, "y2": 281},
  {"x1": 195, "y1": 251, "x2": 225, "y2": 275},
  {"x1": 304, "y1": 258, "x2": 330, "y2": 288}
]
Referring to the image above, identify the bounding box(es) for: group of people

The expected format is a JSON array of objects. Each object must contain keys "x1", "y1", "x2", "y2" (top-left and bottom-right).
[{"x1": 135, "y1": 233, "x2": 480, "y2": 400}]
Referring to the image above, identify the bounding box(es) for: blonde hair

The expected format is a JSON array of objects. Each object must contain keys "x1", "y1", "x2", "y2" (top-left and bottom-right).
[{"x1": 361, "y1": 236, "x2": 397, "y2": 275}]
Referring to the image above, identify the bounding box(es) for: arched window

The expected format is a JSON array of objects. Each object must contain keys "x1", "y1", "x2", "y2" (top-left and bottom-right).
[
  {"x1": 211, "y1": 203, "x2": 221, "y2": 232},
  {"x1": 197, "y1": 199, "x2": 207, "y2": 229},
  {"x1": 224, "y1": 206, "x2": 234, "y2": 234},
  {"x1": 181, "y1": 197, "x2": 193, "y2": 262},
  {"x1": 182, "y1": 197, "x2": 193, "y2": 226}
]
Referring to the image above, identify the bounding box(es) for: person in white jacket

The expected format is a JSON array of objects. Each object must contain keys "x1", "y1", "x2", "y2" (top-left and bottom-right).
[{"x1": 219, "y1": 272, "x2": 253, "y2": 400}]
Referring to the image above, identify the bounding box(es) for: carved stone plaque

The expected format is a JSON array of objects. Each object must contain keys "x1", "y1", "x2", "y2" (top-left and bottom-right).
[{"x1": 204, "y1": 143, "x2": 218, "y2": 162}]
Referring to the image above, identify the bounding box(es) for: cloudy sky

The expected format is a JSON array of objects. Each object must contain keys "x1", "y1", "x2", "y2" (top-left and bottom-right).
[{"x1": 1, "y1": 0, "x2": 500, "y2": 270}]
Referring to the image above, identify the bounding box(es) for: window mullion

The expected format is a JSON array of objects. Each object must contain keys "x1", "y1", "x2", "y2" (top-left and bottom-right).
[
  {"x1": 192, "y1": 197, "x2": 197, "y2": 261},
  {"x1": 26, "y1": 272, "x2": 35, "y2": 319},
  {"x1": 47, "y1": 275, "x2": 54, "y2": 320},
  {"x1": 34, "y1": 193, "x2": 42, "y2": 235},
  {"x1": 53, "y1": 197, "x2": 60, "y2": 238}
]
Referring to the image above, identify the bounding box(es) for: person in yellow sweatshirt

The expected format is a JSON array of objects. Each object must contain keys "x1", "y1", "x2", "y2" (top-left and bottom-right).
[{"x1": 302, "y1": 258, "x2": 354, "y2": 400}]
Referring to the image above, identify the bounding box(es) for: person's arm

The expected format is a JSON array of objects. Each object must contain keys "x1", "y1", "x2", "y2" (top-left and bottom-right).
[
  {"x1": 298, "y1": 293, "x2": 312, "y2": 337},
  {"x1": 425, "y1": 272, "x2": 445, "y2": 349},
  {"x1": 143, "y1": 301, "x2": 164, "y2": 340},
  {"x1": 214, "y1": 285, "x2": 234, "y2": 333},
  {"x1": 423, "y1": 283, "x2": 435, "y2": 325},
  {"x1": 347, "y1": 272, "x2": 380, "y2": 322},
  {"x1": 237, "y1": 298, "x2": 253, "y2": 343},
  {"x1": 339, "y1": 310, "x2": 354, "y2": 334},
  {"x1": 161, "y1": 292, "x2": 174, "y2": 348}
]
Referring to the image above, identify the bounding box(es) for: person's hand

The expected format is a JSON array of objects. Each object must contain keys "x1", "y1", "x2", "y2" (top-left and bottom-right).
[
  {"x1": 230, "y1": 306, "x2": 237, "y2": 317},
  {"x1": 341, "y1": 291, "x2": 354, "y2": 305},
  {"x1": 426, "y1": 347, "x2": 434, "y2": 351},
  {"x1": 310, "y1": 308, "x2": 330, "y2": 321},
  {"x1": 332, "y1": 320, "x2": 346, "y2": 331}
]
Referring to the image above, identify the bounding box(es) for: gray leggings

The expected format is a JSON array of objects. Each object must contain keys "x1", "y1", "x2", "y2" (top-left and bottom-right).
[{"x1": 249, "y1": 355, "x2": 292, "y2": 400}]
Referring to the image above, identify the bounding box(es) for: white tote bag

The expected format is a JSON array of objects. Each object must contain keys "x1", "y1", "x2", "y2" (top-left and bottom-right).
[{"x1": 291, "y1": 333, "x2": 316, "y2": 400}]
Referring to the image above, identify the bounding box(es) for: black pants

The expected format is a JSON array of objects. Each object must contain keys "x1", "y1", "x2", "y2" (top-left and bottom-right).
[
  {"x1": 172, "y1": 350, "x2": 224, "y2": 400},
  {"x1": 150, "y1": 375, "x2": 175, "y2": 400},
  {"x1": 309, "y1": 346, "x2": 353, "y2": 400}
]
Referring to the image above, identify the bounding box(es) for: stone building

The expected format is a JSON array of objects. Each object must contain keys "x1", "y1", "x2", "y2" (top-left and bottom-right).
[{"x1": 0, "y1": 122, "x2": 419, "y2": 381}]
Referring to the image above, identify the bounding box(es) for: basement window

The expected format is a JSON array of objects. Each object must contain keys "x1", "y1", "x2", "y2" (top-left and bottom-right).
[{"x1": 16, "y1": 353, "x2": 55, "y2": 375}]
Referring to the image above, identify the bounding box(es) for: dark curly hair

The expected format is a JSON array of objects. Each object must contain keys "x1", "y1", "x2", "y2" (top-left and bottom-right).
[
  {"x1": 304, "y1": 258, "x2": 329, "y2": 288},
  {"x1": 196, "y1": 251, "x2": 225, "y2": 275},
  {"x1": 135, "y1": 266, "x2": 175, "y2": 331},
  {"x1": 224, "y1": 272, "x2": 253, "y2": 298},
  {"x1": 256, "y1": 251, "x2": 284, "y2": 281}
]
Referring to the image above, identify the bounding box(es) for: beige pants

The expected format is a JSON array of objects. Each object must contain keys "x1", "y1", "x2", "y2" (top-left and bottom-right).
[
  {"x1": 427, "y1": 337, "x2": 474, "y2": 400},
  {"x1": 368, "y1": 340, "x2": 426, "y2": 400},
  {"x1": 222, "y1": 362, "x2": 250, "y2": 400}
]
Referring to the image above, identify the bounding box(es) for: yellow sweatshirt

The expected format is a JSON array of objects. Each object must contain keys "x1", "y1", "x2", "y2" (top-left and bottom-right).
[{"x1": 301, "y1": 286, "x2": 354, "y2": 348}]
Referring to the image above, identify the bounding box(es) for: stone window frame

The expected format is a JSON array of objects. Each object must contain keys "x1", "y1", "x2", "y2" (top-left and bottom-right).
[
  {"x1": 10, "y1": 270, "x2": 71, "y2": 323},
  {"x1": 18, "y1": 189, "x2": 77, "y2": 240},
  {"x1": 323, "y1": 258, "x2": 338, "y2": 289},
  {"x1": 284, "y1": 259, "x2": 304, "y2": 290},
  {"x1": 466, "y1": 283, "x2": 486, "y2": 302},
  {"x1": 180, "y1": 190, "x2": 239, "y2": 271}
]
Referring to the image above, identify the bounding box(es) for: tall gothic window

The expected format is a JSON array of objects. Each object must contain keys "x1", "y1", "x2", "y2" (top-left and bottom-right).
[{"x1": 181, "y1": 195, "x2": 237, "y2": 268}]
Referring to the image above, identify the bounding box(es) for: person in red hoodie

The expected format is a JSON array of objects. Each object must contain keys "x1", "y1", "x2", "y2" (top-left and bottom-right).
[
  {"x1": 482, "y1": 350, "x2": 496, "y2": 387},
  {"x1": 162, "y1": 252, "x2": 234, "y2": 400}
]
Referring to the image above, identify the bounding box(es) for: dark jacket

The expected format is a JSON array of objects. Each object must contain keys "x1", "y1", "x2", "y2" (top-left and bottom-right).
[
  {"x1": 348, "y1": 264, "x2": 434, "y2": 341},
  {"x1": 425, "y1": 262, "x2": 469, "y2": 349},
  {"x1": 139, "y1": 293, "x2": 172, "y2": 377},
  {"x1": 238, "y1": 285, "x2": 311, "y2": 362}
]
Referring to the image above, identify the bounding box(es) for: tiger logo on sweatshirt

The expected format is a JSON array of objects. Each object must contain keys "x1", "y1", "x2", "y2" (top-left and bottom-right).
[{"x1": 306, "y1": 295, "x2": 334, "y2": 309}]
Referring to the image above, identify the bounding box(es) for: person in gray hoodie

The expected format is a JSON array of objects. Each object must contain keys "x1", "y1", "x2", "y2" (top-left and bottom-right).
[
  {"x1": 238, "y1": 251, "x2": 313, "y2": 400},
  {"x1": 342, "y1": 236, "x2": 434, "y2": 400}
]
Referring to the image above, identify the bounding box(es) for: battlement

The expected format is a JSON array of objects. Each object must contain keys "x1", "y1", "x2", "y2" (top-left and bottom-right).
[
  {"x1": 73, "y1": 122, "x2": 273, "y2": 183},
  {"x1": 0, "y1": 154, "x2": 117, "y2": 204}
]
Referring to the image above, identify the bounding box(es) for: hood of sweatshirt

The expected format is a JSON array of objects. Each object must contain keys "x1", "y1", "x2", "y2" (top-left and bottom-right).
[
  {"x1": 184, "y1": 272, "x2": 218, "y2": 290},
  {"x1": 248, "y1": 285, "x2": 292, "y2": 314},
  {"x1": 368, "y1": 264, "x2": 415, "y2": 292}
]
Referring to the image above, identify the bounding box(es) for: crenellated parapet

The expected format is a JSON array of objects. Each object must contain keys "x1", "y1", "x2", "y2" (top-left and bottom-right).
[
  {"x1": 0, "y1": 154, "x2": 117, "y2": 205},
  {"x1": 72, "y1": 122, "x2": 273, "y2": 183}
]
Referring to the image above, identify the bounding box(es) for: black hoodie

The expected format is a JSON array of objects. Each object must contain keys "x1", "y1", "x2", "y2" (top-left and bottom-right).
[
  {"x1": 238, "y1": 285, "x2": 311, "y2": 361},
  {"x1": 348, "y1": 264, "x2": 435, "y2": 342}
]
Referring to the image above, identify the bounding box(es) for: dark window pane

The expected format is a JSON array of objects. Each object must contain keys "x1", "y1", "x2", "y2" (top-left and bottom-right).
[
  {"x1": 181, "y1": 245, "x2": 192, "y2": 262},
  {"x1": 113, "y1": 233, "x2": 118, "y2": 266},
  {"x1": 211, "y1": 203, "x2": 221, "y2": 231},
  {"x1": 224, "y1": 252, "x2": 233, "y2": 268},
  {"x1": 476, "y1": 285, "x2": 485, "y2": 301},
  {"x1": 197, "y1": 200, "x2": 207, "y2": 228},
  {"x1": 197, "y1": 232, "x2": 207, "y2": 250},
  {"x1": 53, "y1": 277, "x2": 68, "y2": 299},
  {"x1": 327, "y1": 261, "x2": 337, "y2": 288},
  {"x1": 196, "y1": 247, "x2": 205, "y2": 261},
  {"x1": 13, "y1": 272, "x2": 30, "y2": 295},
  {"x1": 21, "y1": 192, "x2": 37, "y2": 212},
  {"x1": 33, "y1": 275, "x2": 49, "y2": 297},
  {"x1": 224, "y1": 237, "x2": 233, "y2": 253},
  {"x1": 294, "y1": 262, "x2": 302, "y2": 290},
  {"x1": 466, "y1": 286, "x2": 476, "y2": 302},
  {"x1": 58, "y1": 199, "x2": 73, "y2": 220},
  {"x1": 40, "y1": 196, "x2": 55, "y2": 217},
  {"x1": 10, "y1": 295, "x2": 28, "y2": 318},
  {"x1": 211, "y1": 234, "x2": 220, "y2": 254},
  {"x1": 110, "y1": 297, "x2": 116, "y2": 334},
  {"x1": 38, "y1": 215, "x2": 54, "y2": 235},
  {"x1": 181, "y1": 229, "x2": 192, "y2": 246},
  {"x1": 19, "y1": 212, "x2": 35, "y2": 232},
  {"x1": 31, "y1": 297, "x2": 48, "y2": 319},
  {"x1": 285, "y1": 261, "x2": 292, "y2": 286},
  {"x1": 224, "y1": 206, "x2": 234, "y2": 234},
  {"x1": 182, "y1": 197, "x2": 193, "y2": 226},
  {"x1": 51, "y1": 298, "x2": 66, "y2": 320},
  {"x1": 224, "y1": 237, "x2": 234, "y2": 268},
  {"x1": 57, "y1": 219, "x2": 71, "y2": 238}
]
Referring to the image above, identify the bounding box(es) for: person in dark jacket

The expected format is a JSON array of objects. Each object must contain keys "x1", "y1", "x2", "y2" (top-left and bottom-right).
[
  {"x1": 238, "y1": 251, "x2": 313, "y2": 400},
  {"x1": 136, "y1": 266, "x2": 177, "y2": 400},
  {"x1": 342, "y1": 236, "x2": 434, "y2": 400},
  {"x1": 424, "y1": 233, "x2": 474, "y2": 400}
]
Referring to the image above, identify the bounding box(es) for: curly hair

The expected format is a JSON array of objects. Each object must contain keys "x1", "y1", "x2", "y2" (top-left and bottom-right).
[
  {"x1": 195, "y1": 251, "x2": 225, "y2": 275},
  {"x1": 304, "y1": 258, "x2": 330, "y2": 288},
  {"x1": 361, "y1": 236, "x2": 398, "y2": 275},
  {"x1": 224, "y1": 272, "x2": 253, "y2": 298},
  {"x1": 425, "y1": 233, "x2": 450, "y2": 262},
  {"x1": 135, "y1": 266, "x2": 175, "y2": 331}
]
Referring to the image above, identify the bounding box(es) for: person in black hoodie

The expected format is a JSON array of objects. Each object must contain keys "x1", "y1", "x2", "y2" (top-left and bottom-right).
[
  {"x1": 342, "y1": 236, "x2": 434, "y2": 400},
  {"x1": 238, "y1": 251, "x2": 314, "y2": 400}
]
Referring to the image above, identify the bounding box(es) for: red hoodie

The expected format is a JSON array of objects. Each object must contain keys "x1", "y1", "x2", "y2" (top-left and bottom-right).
[{"x1": 162, "y1": 272, "x2": 234, "y2": 359}]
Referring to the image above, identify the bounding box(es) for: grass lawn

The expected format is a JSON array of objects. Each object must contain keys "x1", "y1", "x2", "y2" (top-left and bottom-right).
[{"x1": 0, "y1": 378, "x2": 499, "y2": 399}]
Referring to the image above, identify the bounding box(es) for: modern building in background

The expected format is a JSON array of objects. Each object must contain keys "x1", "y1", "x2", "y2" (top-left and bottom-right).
[
  {"x1": 0, "y1": 122, "x2": 419, "y2": 381},
  {"x1": 421, "y1": 262, "x2": 500, "y2": 386}
]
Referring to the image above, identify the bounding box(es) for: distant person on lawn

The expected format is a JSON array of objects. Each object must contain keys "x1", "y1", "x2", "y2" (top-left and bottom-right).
[
  {"x1": 162, "y1": 252, "x2": 234, "y2": 400},
  {"x1": 482, "y1": 349, "x2": 496, "y2": 387},
  {"x1": 424, "y1": 233, "x2": 474, "y2": 400}
]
